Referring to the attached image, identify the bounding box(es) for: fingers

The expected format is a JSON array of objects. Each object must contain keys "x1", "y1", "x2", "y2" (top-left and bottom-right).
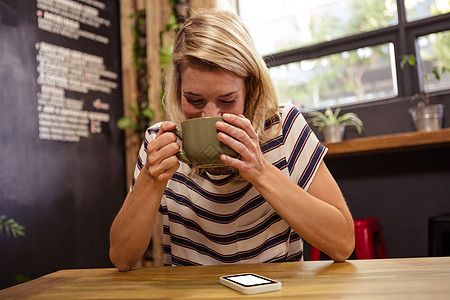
[
  {"x1": 145, "y1": 122, "x2": 180, "y2": 180},
  {"x1": 216, "y1": 114, "x2": 258, "y2": 155},
  {"x1": 157, "y1": 162, "x2": 180, "y2": 181},
  {"x1": 146, "y1": 141, "x2": 179, "y2": 178},
  {"x1": 157, "y1": 121, "x2": 177, "y2": 137},
  {"x1": 217, "y1": 130, "x2": 247, "y2": 157},
  {"x1": 221, "y1": 114, "x2": 258, "y2": 141},
  {"x1": 216, "y1": 114, "x2": 269, "y2": 182}
]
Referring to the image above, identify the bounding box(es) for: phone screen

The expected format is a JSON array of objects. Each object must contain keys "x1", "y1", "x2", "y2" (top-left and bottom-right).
[{"x1": 224, "y1": 274, "x2": 273, "y2": 287}]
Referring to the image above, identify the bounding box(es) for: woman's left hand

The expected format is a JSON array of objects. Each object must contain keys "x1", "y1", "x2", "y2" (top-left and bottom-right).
[{"x1": 216, "y1": 113, "x2": 270, "y2": 183}]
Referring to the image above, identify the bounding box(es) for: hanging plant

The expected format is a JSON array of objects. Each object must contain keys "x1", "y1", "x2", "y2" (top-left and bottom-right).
[
  {"x1": 117, "y1": 1, "x2": 185, "y2": 136},
  {"x1": 159, "y1": 1, "x2": 184, "y2": 105},
  {"x1": 117, "y1": 9, "x2": 154, "y2": 136}
]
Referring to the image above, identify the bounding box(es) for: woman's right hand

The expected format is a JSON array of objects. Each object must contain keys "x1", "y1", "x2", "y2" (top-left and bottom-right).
[
  {"x1": 110, "y1": 121, "x2": 179, "y2": 271},
  {"x1": 144, "y1": 122, "x2": 180, "y2": 182}
]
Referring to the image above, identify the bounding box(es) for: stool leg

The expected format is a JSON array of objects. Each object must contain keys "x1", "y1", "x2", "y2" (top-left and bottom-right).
[
  {"x1": 355, "y1": 225, "x2": 376, "y2": 259},
  {"x1": 309, "y1": 245, "x2": 321, "y2": 261},
  {"x1": 374, "y1": 230, "x2": 387, "y2": 259}
]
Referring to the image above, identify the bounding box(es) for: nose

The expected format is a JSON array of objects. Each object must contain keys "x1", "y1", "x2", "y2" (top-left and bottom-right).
[{"x1": 201, "y1": 102, "x2": 222, "y2": 117}]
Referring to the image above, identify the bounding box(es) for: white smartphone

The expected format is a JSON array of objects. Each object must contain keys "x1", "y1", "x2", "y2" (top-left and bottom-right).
[{"x1": 219, "y1": 273, "x2": 282, "y2": 295}]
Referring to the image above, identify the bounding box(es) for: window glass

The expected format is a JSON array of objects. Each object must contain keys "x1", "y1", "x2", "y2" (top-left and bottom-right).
[
  {"x1": 238, "y1": 0, "x2": 398, "y2": 56},
  {"x1": 417, "y1": 30, "x2": 450, "y2": 92},
  {"x1": 269, "y1": 43, "x2": 397, "y2": 109},
  {"x1": 405, "y1": 0, "x2": 450, "y2": 22}
]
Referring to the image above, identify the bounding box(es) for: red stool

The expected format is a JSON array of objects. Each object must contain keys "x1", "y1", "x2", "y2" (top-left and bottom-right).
[{"x1": 310, "y1": 217, "x2": 387, "y2": 260}]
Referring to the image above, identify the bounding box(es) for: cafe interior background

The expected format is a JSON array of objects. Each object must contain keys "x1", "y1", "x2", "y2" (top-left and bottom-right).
[{"x1": 0, "y1": 0, "x2": 449, "y2": 290}]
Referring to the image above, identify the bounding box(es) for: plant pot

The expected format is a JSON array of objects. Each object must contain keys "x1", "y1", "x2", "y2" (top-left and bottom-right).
[
  {"x1": 323, "y1": 124, "x2": 344, "y2": 143},
  {"x1": 408, "y1": 104, "x2": 444, "y2": 132}
]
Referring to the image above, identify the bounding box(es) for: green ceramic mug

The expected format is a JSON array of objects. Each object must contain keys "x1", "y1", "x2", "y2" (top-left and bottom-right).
[{"x1": 169, "y1": 116, "x2": 239, "y2": 167}]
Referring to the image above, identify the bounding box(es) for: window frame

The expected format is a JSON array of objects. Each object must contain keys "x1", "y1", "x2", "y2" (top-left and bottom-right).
[{"x1": 253, "y1": 1, "x2": 450, "y2": 108}]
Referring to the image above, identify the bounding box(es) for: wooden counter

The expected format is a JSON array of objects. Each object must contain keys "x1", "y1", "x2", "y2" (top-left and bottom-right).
[
  {"x1": 324, "y1": 128, "x2": 450, "y2": 158},
  {"x1": 2, "y1": 257, "x2": 450, "y2": 299}
]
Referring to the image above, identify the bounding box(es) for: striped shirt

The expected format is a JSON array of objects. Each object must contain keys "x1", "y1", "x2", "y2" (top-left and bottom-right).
[{"x1": 131, "y1": 103, "x2": 327, "y2": 266}]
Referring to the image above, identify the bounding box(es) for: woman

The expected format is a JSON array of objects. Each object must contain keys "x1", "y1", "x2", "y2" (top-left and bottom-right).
[{"x1": 110, "y1": 9, "x2": 354, "y2": 271}]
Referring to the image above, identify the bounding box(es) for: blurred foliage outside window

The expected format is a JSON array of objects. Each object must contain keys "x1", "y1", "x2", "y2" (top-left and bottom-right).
[
  {"x1": 405, "y1": 0, "x2": 450, "y2": 21},
  {"x1": 269, "y1": 43, "x2": 397, "y2": 109},
  {"x1": 417, "y1": 30, "x2": 450, "y2": 92},
  {"x1": 239, "y1": 0, "x2": 450, "y2": 109},
  {"x1": 239, "y1": 0, "x2": 399, "y2": 56}
]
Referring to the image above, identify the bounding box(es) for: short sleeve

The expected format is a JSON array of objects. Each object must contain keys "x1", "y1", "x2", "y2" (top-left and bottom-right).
[
  {"x1": 130, "y1": 122, "x2": 162, "y2": 191},
  {"x1": 279, "y1": 104, "x2": 327, "y2": 191}
]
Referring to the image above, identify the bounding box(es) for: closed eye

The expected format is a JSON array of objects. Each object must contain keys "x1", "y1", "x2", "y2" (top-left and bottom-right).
[
  {"x1": 186, "y1": 98, "x2": 204, "y2": 105},
  {"x1": 219, "y1": 99, "x2": 236, "y2": 104}
]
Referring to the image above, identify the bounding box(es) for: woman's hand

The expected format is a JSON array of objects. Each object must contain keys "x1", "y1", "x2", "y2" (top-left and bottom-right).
[
  {"x1": 110, "y1": 122, "x2": 179, "y2": 272},
  {"x1": 145, "y1": 122, "x2": 180, "y2": 183},
  {"x1": 216, "y1": 114, "x2": 269, "y2": 182}
]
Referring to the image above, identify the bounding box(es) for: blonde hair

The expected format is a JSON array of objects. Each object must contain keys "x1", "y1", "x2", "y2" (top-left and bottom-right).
[{"x1": 164, "y1": 9, "x2": 280, "y2": 141}]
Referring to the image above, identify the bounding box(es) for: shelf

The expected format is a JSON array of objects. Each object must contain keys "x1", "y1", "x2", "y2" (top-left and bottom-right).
[{"x1": 324, "y1": 127, "x2": 450, "y2": 159}]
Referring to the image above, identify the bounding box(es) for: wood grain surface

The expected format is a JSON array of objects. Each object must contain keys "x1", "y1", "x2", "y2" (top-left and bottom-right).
[
  {"x1": 325, "y1": 127, "x2": 450, "y2": 158},
  {"x1": 2, "y1": 257, "x2": 450, "y2": 299}
]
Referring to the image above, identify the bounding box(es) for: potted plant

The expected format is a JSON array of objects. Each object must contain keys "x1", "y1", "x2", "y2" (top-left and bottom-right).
[
  {"x1": 307, "y1": 107, "x2": 363, "y2": 143},
  {"x1": 400, "y1": 54, "x2": 446, "y2": 132}
]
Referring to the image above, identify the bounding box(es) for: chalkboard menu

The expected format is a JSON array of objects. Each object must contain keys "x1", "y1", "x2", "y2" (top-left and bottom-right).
[{"x1": 0, "y1": 0, "x2": 125, "y2": 288}]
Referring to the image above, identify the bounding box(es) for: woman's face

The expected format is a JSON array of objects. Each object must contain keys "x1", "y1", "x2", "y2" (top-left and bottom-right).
[{"x1": 180, "y1": 63, "x2": 245, "y2": 119}]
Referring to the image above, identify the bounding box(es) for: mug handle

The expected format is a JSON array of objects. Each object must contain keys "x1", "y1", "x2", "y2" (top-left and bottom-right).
[{"x1": 168, "y1": 127, "x2": 191, "y2": 165}]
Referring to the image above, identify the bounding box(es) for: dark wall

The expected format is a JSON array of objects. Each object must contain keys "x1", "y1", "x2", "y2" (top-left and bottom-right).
[
  {"x1": 320, "y1": 95, "x2": 450, "y2": 258},
  {"x1": 0, "y1": 0, "x2": 125, "y2": 289},
  {"x1": 327, "y1": 147, "x2": 450, "y2": 258}
]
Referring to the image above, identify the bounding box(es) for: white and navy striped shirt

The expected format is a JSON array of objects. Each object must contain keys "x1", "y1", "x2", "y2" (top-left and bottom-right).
[{"x1": 131, "y1": 103, "x2": 327, "y2": 266}]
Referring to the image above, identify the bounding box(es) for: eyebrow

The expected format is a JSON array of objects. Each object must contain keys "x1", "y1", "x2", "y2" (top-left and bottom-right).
[{"x1": 182, "y1": 91, "x2": 238, "y2": 97}]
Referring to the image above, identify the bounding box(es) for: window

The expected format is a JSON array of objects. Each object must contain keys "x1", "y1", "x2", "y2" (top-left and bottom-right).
[
  {"x1": 405, "y1": 0, "x2": 450, "y2": 22},
  {"x1": 269, "y1": 43, "x2": 397, "y2": 108},
  {"x1": 417, "y1": 30, "x2": 450, "y2": 92},
  {"x1": 239, "y1": 0, "x2": 450, "y2": 109},
  {"x1": 239, "y1": 0, "x2": 398, "y2": 56}
]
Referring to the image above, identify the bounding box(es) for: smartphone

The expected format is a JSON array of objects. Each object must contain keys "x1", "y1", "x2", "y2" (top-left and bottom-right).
[{"x1": 219, "y1": 273, "x2": 282, "y2": 295}]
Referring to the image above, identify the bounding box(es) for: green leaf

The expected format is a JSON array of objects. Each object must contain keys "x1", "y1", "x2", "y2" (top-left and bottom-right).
[
  {"x1": 338, "y1": 113, "x2": 363, "y2": 134},
  {"x1": 0, "y1": 215, "x2": 5, "y2": 232},
  {"x1": 142, "y1": 108, "x2": 155, "y2": 120},
  {"x1": 5, "y1": 219, "x2": 13, "y2": 226},
  {"x1": 15, "y1": 275, "x2": 31, "y2": 284},
  {"x1": 159, "y1": 44, "x2": 173, "y2": 68},
  {"x1": 0, "y1": 215, "x2": 25, "y2": 238},
  {"x1": 331, "y1": 107, "x2": 341, "y2": 123},
  {"x1": 11, "y1": 223, "x2": 25, "y2": 238},
  {"x1": 116, "y1": 116, "x2": 135, "y2": 129},
  {"x1": 400, "y1": 54, "x2": 416, "y2": 69},
  {"x1": 127, "y1": 104, "x2": 139, "y2": 116},
  {"x1": 307, "y1": 111, "x2": 328, "y2": 127},
  {"x1": 165, "y1": 13, "x2": 179, "y2": 31},
  {"x1": 307, "y1": 108, "x2": 363, "y2": 135},
  {"x1": 432, "y1": 69, "x2": 440, "y2": 81}
]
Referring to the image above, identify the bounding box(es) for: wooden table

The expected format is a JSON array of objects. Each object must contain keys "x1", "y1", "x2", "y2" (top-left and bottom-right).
[{"x1": 2, "y1": 257, "x2": 450, "y2": 299}]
